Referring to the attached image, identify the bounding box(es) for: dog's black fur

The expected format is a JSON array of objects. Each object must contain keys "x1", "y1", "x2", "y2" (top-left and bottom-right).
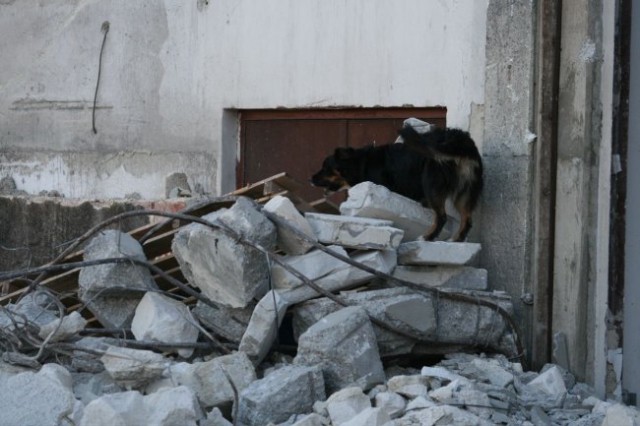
[{"x1": 310, "y1": 125, "x2": 483, "y2": 241}]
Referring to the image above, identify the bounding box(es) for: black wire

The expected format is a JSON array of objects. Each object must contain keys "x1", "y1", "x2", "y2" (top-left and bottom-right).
[{"x1": 92, "y1": 21, "x2": 110, "y2": 134}]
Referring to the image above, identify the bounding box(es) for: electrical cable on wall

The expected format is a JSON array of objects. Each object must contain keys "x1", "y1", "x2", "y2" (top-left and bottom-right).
[{"x1": 92, "y1": 21, "x2": 110, "y2": 134}]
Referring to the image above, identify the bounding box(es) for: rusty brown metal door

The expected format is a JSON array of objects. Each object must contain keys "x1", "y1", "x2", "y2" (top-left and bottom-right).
[{"x1": 239, "y1": 108, "x2": 446, "y2": 201}]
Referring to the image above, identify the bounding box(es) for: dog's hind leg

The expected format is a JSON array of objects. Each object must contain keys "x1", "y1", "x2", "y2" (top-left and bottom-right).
[
  {"x1": 422, "y1": 201, "x2": 447, "y2": 241},
  {"x1": 452, "y1": 195, "x2": 474, "y2": 242}
]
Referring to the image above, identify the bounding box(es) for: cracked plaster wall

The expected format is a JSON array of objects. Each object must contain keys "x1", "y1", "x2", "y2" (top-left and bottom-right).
[{"x1": 0, "y1": 0, "x2": 488, "y2": 198}]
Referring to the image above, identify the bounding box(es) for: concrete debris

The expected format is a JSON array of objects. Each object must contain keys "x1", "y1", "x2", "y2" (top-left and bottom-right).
[
  {"x1": 78, "y1": 230, "x2": 158, "y2": 329},
  {"x1": 6, "y1": 192, "x2": 640, "y2": 425},
  {"x1": 294, "y1": 306, "x2": 385, "y2": 393},
  {"x1": 339, "y1": 181, "x2": 437, "y2": 241},
  {"x1": 131, "y1": 291, "x2": 200, "y2": 358},
  {"x1": 100, "y1": 346, "x2": 168, "y2": 388},
  {"x1": 236, "y1": 365, "x2": 325, "y2": 426},
  {"x1": 0, "y1": 363, "x2": 75, "y2": 426},
  {"x1": 397, "y1": 240, "x2": 481, "y2": 266},
  {"x1": 305, "y1": 212, "x2": 404, "y2": 250},
  {"x1": 264, "y1": 195, "x2": 317, "y2": 255},
  {"x1": 172, "y1": 196, "x2": 277, "y2": 308}
]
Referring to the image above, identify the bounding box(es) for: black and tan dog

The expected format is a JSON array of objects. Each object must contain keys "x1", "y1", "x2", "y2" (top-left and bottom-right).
[{"x1": 310, "y1": 125, "x2": 483, "y2": 242}]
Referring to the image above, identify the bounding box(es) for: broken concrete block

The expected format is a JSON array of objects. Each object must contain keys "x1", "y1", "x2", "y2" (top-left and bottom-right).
[
  {"x1": 131, "y1": 292, "x2": 200, "y2": 358},
  {"x1": 144, "y1": 386, "x2": 202, "y2": 426},
  {"x1": 388, "y1": 375, "x2": 430, "y2": 399},
  {"x1": 168, "y1": 352, "x2": 256, "y2": 409},
  {"x1": 601, "y1": 403, "x2": 640, "y2": 426},
  {"x1": 294, "y1": 306, "x2": 385, "y2": 393},
  {"x1": 388, "y1": 266, "x2": 488, "y2": 291},
  {"x1": 291, "y1": 413, "x2": 329, "y2": 426},
  {"x1": 236, "y1": 365, "x2": 325, "y2": 426},
  {"x1": 292, "y1": 287, "x2": 517, "y2": 358},
  {"x1": 238, "y1": 290, "x2": 290, "y2": 365},
  {"x1": 80, "y1": 391, "x2": 147, "y2": 426},
  {"x1": 0, "y1": 364, "x2": 76, "y2": 426},
  {"x1": 172, "y1": 197, "x2": 277, "y2": 308},
  {"x1": 38, "y1": 311, "x2": 87, "y2": 342},
  {"x1": 80, "y1": 387, "x2": 201, "y2": 426},
  {"x1": 72, "y1": 371, "x2": 123, "y2": 405},
  {"x1": 271, "y1": 245, "x2": 349, "y2": 292},
  {"x1": 342, "y1": 407, "x2": 391, "y2": 426},
  {"x1": 192, "y1": 299, "x2": 254, "y2": 343},
  {"x1": 78, "y1": 230, "x2": 158, "y2": 329},
  {"x1": 374, "y1": 391, "x2": 406, "y2": 419},
  {"x1": 400, "y1": 405, "x2": 493, "y2": 426},
  {"x1": 339, "y1": 182, "x2": 436, "y2": 241},
  {"x1": 101, "y1": 346, "x2": 168, "y2": 388},
  {"x1": 305, "y1": 212, "x2": 404, "y2": 250},
  {"x1": 397, "y1": 241, "x2": 481, "y2": 266},
  {"x1": 326, "y1": 387, "x2": 371, "y2": 426},
  {"x1": 525, "y1": 365, "x2": 567, "y2": 408},
  {"x1": 462, "y1": 358, "x2": 514, "y2": 388},
  {"x1": 264, "y1": 195, "x2": 317, "y2": 255},
  {"x1": 200, "y1": 407, "x2": 233, "y2": 426},
  {"x1": 292, "y1": 288, "x2": 436, "y2": 357},
  {"x1": 280, "y1": 249, "x2": 397, "y2": 305}
]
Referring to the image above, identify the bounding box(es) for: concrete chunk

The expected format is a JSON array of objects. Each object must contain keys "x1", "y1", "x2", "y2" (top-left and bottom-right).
[
  {"x1": 0, "y1": 364, "x2": 76, "y2": 426},
  {"x1": 239, "y1": 290, "x2": 290, "y2": 365},
  {"x1": 305, "y1": 212, "x2": 404, "y2": 250},
  {"x1": 397, "y1": 241, "x2": 481, "y2": 266},
  {"x1": 78, "y1": 230, "x2": 158, "y2": 328},
  {"x1": 339, "y1": 182, "x2": 436, "y2": 241},
  {"x1": 38, "y1": 311, "x2": 87, "y2": 342},
  {"x1": 292, "y1": 287, "x2": 517, "y2": 357},
  {"x1": 294, "y1": 306, "x2": 385, "y2": 393},
  {"x1": 271, "y1": 245, "x2": 349, "y2": 292},
  {"x1": 172, "y1": 197, "x2": 276, "y2": 308},
  {"x1": 101, "y1": 346, "x2": 168, "y2": 388},
  {"x1": 168, "y1": 352, "x2": 256, "y2": 409},
  {"x1": 192, "y1": 300, "x2": 254, "y2": 343},
  {"x1": 293, "y1": 288, "x2": 436, "y2": 357},
  {"x1": 326, "y1": 387, "x2": 371, "y2": 426},
  {"x1": 237, "y1": 365, "x2": 325, "y2": 426},
  {"x1": 80, "y1": 390, "x2": 147, "y2": 426},
  {"x1": 374, "y1": 391, "x2": 406, "y2": 419},
  {"x1": 131, "y1": 292, "x2": 200, "y2": 358},
  {"x1": 341, "y1": 407, "x2": 391, "y2": 426},
  {"x1": 144, "y1": 386, "x2": 201, "y2": 426},
  {"x1": 264, "y1": 195, "x2": 317, "y2": 255},
  {"x1": 526, "y1": 365, "x2": 567, "y2": 408},
  {"x1": 389, "y1": 266, "x2": 488, "y2": 290},
  {"x1": 280, "y1": 249, "x2": 397, "y2": 305}
]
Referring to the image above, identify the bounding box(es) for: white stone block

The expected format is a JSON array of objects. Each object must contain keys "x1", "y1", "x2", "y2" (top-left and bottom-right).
[
  {"x1": 239, "y1": 290, "x2": 290, "y2": 365},
  {"x1": 237, "y1": 365, "x2": 325, "y2": 426},
  {"x1": 38, "y1": 311, "x2": 88, "y2": 342},
  {"x1": 0, "y1": 364, "x2": 76, "y2": 426},
  {"x1": 339, "y1": 182, "x2": 435, "y2": 241},
  {"x1": 294, "y1": 306, "x2": 385, "y2": 393},
  {"x1": 387, "y1": 375, "x2": 429, "y2": 399},
  {"x1": 374, "y1": 392, "x2": 406, "y2": 419},
  {"x1": 280, "y1": 249, "x2": 396, "y2": 305},
  {"x1": 271, "y1": 245, "x2": 349, "y2": 291},
  {"x1": 397, "y1": 241, "x2": 481, "y2": 266},
  {"x1": 80, "y1": 391, "x2": 147, "y2": 426},
  {"x1": 527, "y1": 365, "x2": 567, "y2": 404},
  {"x1": 264, "y1": 195, "x2": 317, "y2": 255},
  {"x1": 168, "y1": 352, "x2": 256, "y2": 409},
  {"x1": 131, "y1": 292, "x2": 200, "y2": 358},
  {"x1": 172, "y1": 197, "x2": 276, "y2": 308},
  {"x1": 341, "y1": 407, "x2": 391, "y2": 426},
  {"x1": 101, "y1": 346, "x2": 168, "y2": 388},
  {"x1": 144, "y1": 386, "x2": 201, "y2": 426},
  {"x1": 326, "y1": 387, "x2": 371, "y2": 426},
  {"x1": 305, "y1": 212, "x2": 404, "y2": 250},
  {"x1": 391, "y1": 266, "x2": 488, "y2": 290}
]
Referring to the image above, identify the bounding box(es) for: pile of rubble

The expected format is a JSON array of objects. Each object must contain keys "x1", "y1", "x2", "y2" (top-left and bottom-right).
[{"x1": 1, "y1": 181, "x2": 639, "y2": 425}]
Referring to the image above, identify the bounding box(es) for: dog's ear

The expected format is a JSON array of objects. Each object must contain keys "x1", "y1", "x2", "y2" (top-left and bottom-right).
[{"x1": 334, "y1": 147, "x2": 355, "y2": 160}]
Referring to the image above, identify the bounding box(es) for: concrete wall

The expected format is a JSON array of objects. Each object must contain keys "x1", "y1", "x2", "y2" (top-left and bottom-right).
[{"x1": 0, "y1": 0, "x2": 488, "y2": 198}]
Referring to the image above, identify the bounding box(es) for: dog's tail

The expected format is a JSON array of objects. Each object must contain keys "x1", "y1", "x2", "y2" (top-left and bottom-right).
[{"x1": 398, "y1": 125, "x2": 481, "y2": 161}]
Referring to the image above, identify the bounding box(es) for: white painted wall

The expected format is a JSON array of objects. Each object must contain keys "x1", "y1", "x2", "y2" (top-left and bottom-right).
[{"x1": 0, "y1": 0, "x2": 488, "y2": 198}]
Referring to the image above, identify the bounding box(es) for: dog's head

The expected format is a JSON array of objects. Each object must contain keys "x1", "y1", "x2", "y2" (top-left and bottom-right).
[{"x1": 310, "y1": 147, "x2": 360, "y2": 193}]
